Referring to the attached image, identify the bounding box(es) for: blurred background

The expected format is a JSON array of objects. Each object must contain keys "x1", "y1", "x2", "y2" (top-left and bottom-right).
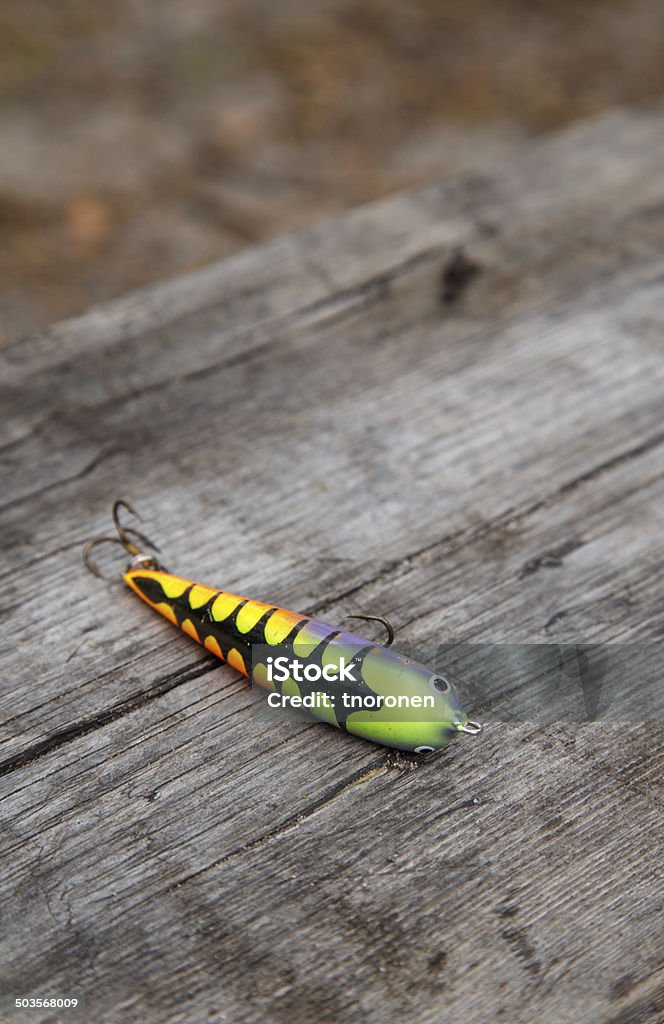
[{"x1": 1, "y1": 0, "x2": 662, "y2": 343}]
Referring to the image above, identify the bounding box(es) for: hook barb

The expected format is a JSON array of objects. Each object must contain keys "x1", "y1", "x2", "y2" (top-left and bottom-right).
[
  {"x1": 83, "y1": 535, "x2": 128, "y2": 579},
  {"x1": 112, "y1": 499, "x2": 160, "y2": 555},
  {"x1": 347, "y1": 613, "x2": 395, "y2": 647}
]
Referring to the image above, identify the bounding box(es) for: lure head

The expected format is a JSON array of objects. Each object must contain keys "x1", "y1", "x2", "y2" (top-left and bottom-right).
[{"x1": 343, "y1": 646, "x2": 482, "y2": 752}]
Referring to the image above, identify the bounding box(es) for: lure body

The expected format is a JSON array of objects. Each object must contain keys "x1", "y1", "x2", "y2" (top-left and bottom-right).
[{"x1": 125, "y1": 568, "x2": 472, "y2": 752}]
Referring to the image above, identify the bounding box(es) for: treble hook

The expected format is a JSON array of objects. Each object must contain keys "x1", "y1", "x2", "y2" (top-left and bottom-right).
[
  {"x1": 83, "y1": 499, "x2": 162, "y2": 579},
  {"x1": 111, "y1": 499, "x2": 159, "y2": 555},
  {"x1": 347, "y1": 613, "x2": 395, "y2": 647}
]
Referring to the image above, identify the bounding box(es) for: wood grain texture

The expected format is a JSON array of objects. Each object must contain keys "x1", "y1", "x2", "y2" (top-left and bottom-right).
[{"x1": 0, "y1": 104, "x2": 662, "y2": 1024}]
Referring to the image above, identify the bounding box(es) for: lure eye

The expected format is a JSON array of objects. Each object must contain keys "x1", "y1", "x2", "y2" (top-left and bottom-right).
[
  {"x1": 414, "y1": 745, "x2": 435, "y2": 753},
  {"x1": 429, "y1": 675, "x2": 450, "y2": 693}
]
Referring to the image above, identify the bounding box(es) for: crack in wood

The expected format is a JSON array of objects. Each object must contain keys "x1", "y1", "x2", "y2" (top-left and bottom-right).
[
  {"x1": 0, "y1": 444, "x2": 118, "y2": 517},
  {"x1": 159, "y1": 756, "x2": 391, "y2": 889},
  {"x1": 0, "y1": 659, "x2": 219, "y2": 779},
  {"x1": 519, "y1": 538, "x2": 585, "y2": 577}
]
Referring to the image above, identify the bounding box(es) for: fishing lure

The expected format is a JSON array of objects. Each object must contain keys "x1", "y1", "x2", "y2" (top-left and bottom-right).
[{"x1": 84, "y1": 502, "x2": 481, "y2": 753}]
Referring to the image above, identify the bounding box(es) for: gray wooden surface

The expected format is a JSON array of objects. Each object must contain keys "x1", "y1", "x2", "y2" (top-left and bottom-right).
[{"x1": 1, "y1": 105, "x2": 663, "y2": 1024}]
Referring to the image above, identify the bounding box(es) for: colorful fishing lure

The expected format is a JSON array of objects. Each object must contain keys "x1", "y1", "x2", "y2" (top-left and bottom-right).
[{"x1": 84, "y1": 502, "x2": 482, "y2": 753}]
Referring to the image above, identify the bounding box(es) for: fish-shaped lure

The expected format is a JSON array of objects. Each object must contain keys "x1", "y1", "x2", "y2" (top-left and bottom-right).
[{"x1": 84, "y1": 502, "x2": 482, "y2": 753}]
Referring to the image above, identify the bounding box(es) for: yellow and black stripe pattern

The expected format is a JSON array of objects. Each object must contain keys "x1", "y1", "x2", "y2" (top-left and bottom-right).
[{"x1": 125, "y1": 569, "x2": 310, "y2": 678}]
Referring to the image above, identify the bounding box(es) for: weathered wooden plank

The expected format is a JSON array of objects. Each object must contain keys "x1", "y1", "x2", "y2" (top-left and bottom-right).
[
  {"x1": 0, "y1": 105, "x2": 662, "y2": 1024},
  {"x1": 1, "y1": 718, "x2": 661, "y2": 1024},
  {"x1": 1, "y1": 250, "x2": 662, "y2": 760}
]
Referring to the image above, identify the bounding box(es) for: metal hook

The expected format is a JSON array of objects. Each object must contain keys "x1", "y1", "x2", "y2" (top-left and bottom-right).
[
  {"x1": 83, "y1": 500, "x2": 161, "y2": 579},
  {"x1": 112, "y1": 499, "x2": 161, "y2": 556},
  {"x1": 458, "y1": 720, "x2": 483, "y2": 735},
  {"x1": 83, "y1": 535, "x2": 132, "y2": 579},
  {"x1": 347, "y1": 614, "x2": 395, "y2": 647}
]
